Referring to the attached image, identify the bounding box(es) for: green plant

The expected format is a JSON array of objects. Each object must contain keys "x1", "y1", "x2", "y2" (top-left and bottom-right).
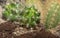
[
  {"x1": 45, "y1": 2, "x2": 60, "y2": 29},
  {"x1": 2, "y1": 3, "x2": 21, "y2": 21},
  {"x1": 2, "y1": 2, "x2": 40, "y2": 28},
  {"x1": 20, "y1": 6, "x2": 40, "y2": 28}
]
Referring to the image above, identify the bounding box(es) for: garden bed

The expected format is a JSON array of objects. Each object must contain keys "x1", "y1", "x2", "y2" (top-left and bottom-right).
[
  {"x1": 0, "y1": 0, "x2": 60, "y2": 38},
  {"x1": 0, "y1": 21, "x2": 59, "y2": 38}
]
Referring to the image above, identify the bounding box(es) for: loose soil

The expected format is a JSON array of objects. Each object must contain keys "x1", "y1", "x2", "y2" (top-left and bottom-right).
[{"x1": 0, "y1": 21, "x2": 60, "y2": 38}]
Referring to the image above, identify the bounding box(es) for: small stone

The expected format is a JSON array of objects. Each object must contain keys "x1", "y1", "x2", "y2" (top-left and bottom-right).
[
  {"x1": 16, "y1": 31, "x2": 20, "y2": 33},
  {"x1": 13, "y1": 32, "x2": 17, "y2": 35},
  {"x1": 19, "y1": 27, "x2": 23, "y2": 30}
]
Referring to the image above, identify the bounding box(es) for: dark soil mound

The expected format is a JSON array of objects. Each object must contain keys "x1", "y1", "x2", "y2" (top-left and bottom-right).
[
  {"x1": 14, "y1": 29, "x2": 60, "y2": 38},
  {"x1": 0, "y1": 22, "x2": 59, "y2": 38},
  {"x1": 35, "y1": 29, "x2": 59, "y2": 38},
  {"x1": 0, "y1": 21, "x2": 16, "y2": 32},
  {"x1": 0, "y1": 32, "x2": 13, "y2": 38},
  {"x1": 0, "y1": 32, "x2": 3, "y2": 38},
  {"x1": 0, "y1": 21, "x2": 16, "y2": 38}
]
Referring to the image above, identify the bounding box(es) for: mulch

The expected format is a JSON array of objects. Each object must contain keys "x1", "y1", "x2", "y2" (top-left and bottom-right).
[{"x1": 0, "y1": 21, "x2": 60, "y2": 38}]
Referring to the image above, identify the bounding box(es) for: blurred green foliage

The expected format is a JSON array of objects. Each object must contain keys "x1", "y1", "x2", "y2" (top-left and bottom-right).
[
  {"x1": 45, "y1": 2, "x2": 60, "y2": 29},
  {"x1": 2, "y1": 3, "x2": 40, "y2": 28},
  {"x1": 20, "y1": 6, "x2": 40, "y2": 27},
  {"x1": 3, "y1": 3, "x2": 21, "y2": 21}
]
